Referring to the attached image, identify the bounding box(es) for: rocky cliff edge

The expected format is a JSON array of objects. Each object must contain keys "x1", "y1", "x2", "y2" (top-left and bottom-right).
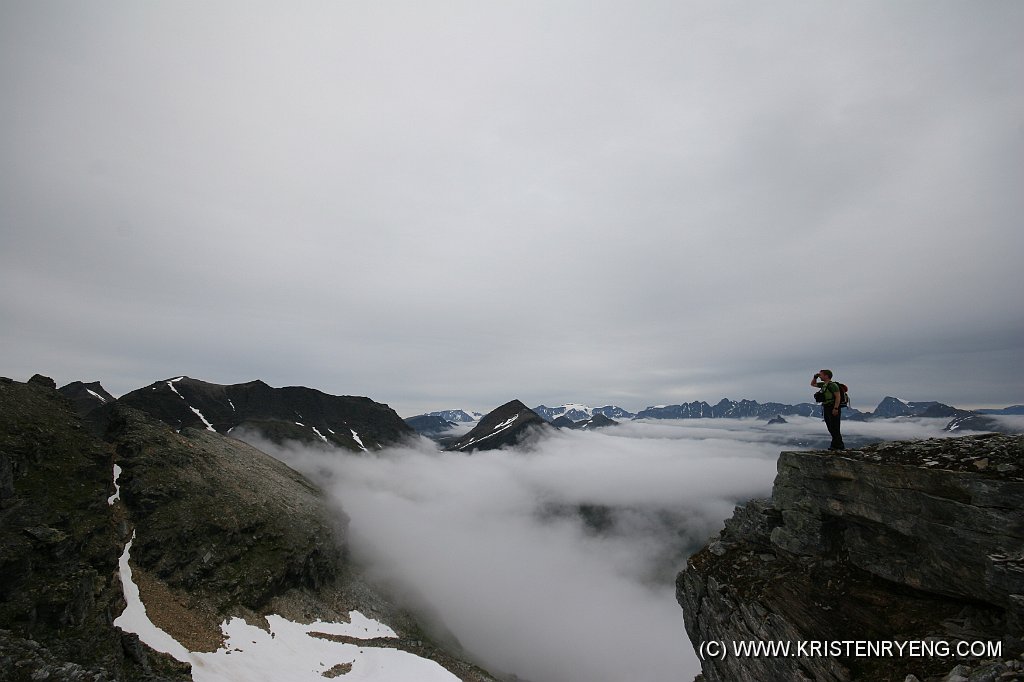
[{"x1": 678, "y1": 434, "x2": 1024, "y2": 682}]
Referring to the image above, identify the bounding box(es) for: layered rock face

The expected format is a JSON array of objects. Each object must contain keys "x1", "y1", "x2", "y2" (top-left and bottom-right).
[{"x1": 678, "y1": 434, "x2": 1024, "y2": 682}]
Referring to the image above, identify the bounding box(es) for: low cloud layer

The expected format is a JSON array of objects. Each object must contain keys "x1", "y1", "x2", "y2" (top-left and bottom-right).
[{"x1": 252, "y1": 416, "x2": 972, "y2": 682}]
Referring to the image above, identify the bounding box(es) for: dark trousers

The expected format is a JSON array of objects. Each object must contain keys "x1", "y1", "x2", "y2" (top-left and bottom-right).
[{"x1": 823, "y1": 409, "x2": 844, "y2": 450}]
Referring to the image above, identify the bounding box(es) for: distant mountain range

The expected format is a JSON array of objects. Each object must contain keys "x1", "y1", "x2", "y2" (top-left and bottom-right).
[
  {"x1": 406, "y1": 397, "x2": 1021, "y2": 442},
  {"x1": 35, "y1": 373, "x2": 1021, "y2": 449},
  {"x1": 976, "y1": 405, "x2": 1024, "y2": 415},
  {"x1": 533, "y1": 404, "x2": 635, "y2": 421},
  {"x1": 417, "y1": 396, "x2": 1020, "y2": 425},
  {"x1": 426, "y1": 409, "x2": 483, "y2": 422}
]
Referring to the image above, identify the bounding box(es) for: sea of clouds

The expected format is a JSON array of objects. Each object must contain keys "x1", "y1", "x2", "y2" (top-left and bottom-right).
[{"x1": 254, "y1": 415, "x2": 1006, "y2": 682}]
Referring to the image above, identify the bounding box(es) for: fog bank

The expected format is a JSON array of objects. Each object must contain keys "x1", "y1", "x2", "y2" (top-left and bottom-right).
[{"x1": 255, "y1": 417, "x2": 970, "y2": 682}]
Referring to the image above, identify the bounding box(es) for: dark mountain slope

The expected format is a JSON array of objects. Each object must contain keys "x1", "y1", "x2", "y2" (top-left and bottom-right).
[
  {"x1": 0, "y1": 376, "x2": 190, "y2": 680},
  {"x1": 105, "y1": 402, "x2": 496, "y2": 679},
  {"x1": 116, "y1": 376, "x2": 412, "y2": 451},
  {"x1": 107, "y1": 404, "x2": 346, "y2": 627},
  {"x1": 57, "y1": 380, "x2": 116, "y2": 417},
  {"x1": 447, "y1": 400, "x2": 549, "y2": 452}
]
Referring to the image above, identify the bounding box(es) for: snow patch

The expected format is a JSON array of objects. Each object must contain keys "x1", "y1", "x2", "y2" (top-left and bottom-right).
[
  {"x1": 312, "y1": 426, "x2": 329, "y2": 444},
  {"x1": 493, "y1": 415, "x2": 519, "y2": 431},
  {"x1": 113, "y1": 535, "x2": 458, "y2": 681},
  {"x1": 190, "y1": 615, "x2": 457, "y2": 682},
  {"x1": 351, "y1": 429, "x2": 368, "y2": 451},
  {"x1": 114, "y1": 532, "x2": 191, "y2": 662},
  {"x1": 190, "y1": 407, "x2": 216, "y2": 432},
  {"x1": 458, "y1": 414, "x2": 522, "y2": 450},
  {"x1": 108, "y1": 464, "x2": 122, "y2": 505},
  {"x1": 86, "y1": 388, "x2": 107, "y2": 403}
]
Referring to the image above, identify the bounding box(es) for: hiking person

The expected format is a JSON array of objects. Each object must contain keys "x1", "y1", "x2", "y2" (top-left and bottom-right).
[{"x1": 811, "y1": 369, "x2": 845, "y2": 450}]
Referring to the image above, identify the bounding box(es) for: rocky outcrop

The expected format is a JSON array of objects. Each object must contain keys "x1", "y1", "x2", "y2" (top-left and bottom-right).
[
  {"x1": 447, "y1": 400, "x2": 549, "y2": 452},
  {"x1": 58, "y1": 380, "x2": 116, "y2": 417},
  {"x1": 115, "y1": 376, "x2": 413, "y2": 451},
  {"x1": 678, "y1": 434, "x2": 1024, "y2": 682},
  {"x1": 0, "y1": 377, "x2": 190, "y2": 680}
]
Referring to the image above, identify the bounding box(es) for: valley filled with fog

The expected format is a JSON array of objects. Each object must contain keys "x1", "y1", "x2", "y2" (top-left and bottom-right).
[{"x1": 255, "y1": 416, "x2": 1011, "y2": 682}]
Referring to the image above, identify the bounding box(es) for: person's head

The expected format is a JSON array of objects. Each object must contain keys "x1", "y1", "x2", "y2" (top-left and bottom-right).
[{"x1": 819, "y1": 369, "x2": 833, "y2": 380}]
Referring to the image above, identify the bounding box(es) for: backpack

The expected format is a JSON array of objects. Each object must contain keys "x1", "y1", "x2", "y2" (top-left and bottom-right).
[{"x1": 814, "y1": 381, "x2": 850, "y2": 408}]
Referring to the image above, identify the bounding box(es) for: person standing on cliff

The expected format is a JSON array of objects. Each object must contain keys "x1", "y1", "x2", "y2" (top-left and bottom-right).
[{"x1": 811, "y1": 369, "x2": 845, "y2": 450}]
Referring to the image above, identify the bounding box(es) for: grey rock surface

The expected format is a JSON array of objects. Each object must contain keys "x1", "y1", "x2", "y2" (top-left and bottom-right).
[{"x1": 678, "y1": 434, "x2": 1024, "y2": 682}]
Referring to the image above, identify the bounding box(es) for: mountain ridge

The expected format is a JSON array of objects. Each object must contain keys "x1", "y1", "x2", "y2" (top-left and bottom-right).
[
  {"x1": 113, "y1": 376, "x2": 413, "y2": 451},
  {"x1": 32, "y1": 372, "x2": 1021, "y2": 430},
  {"x1": 421, "y1": 395, "x2": 1017, "y2": 426},
  {"x1": 0, "y1": 375, "x2": 498, "y2": 681}
]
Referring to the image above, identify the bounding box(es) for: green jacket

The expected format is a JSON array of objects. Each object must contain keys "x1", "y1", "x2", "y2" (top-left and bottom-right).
[{"x1": 817, "y1": 381, "x2": 841, "y2": 404}]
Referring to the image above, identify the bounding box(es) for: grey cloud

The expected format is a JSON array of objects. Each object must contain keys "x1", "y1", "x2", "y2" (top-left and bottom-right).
[{"x1": 1, "y1": 2, "x2": 1022, "y2": 414}]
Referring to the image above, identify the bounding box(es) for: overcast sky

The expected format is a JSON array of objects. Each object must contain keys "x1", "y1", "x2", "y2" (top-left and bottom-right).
[{"x1": 2, "y1": 1, "x2": 1022, "y2": 416}]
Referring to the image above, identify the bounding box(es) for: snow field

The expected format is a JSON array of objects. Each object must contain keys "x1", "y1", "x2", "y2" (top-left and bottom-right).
[{"x1": 111, "y1": 463, "x2": 458, "y2": 681}]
